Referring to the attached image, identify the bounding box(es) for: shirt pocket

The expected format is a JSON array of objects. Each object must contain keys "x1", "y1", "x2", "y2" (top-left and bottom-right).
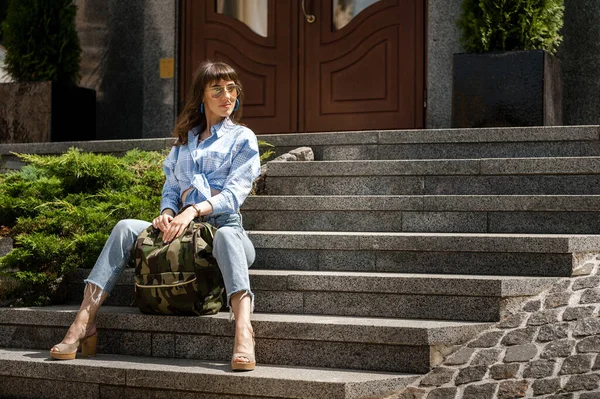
[{"x1": 202, "y1": 150, "x2": 231, "y2": 173}]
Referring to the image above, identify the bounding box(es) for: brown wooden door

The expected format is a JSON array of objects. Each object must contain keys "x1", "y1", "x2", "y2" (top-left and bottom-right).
[
  {"x1": 301, "y1": 0, "x2": 425, "y2": 131},
  {"x1": 180, "y1": 0, "x2": 298, "y2": 134},
  {"x1": 180, "y1": 0, "x2": 425, "y2": 134}
]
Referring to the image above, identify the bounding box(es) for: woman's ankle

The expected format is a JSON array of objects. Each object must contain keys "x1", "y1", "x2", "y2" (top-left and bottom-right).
[
  {"x1": 65, "y1": 318, "x2": 96, "y2": 339},
  {"x1": 235, "y1": 321, "x2": 253, "y2": 336}
]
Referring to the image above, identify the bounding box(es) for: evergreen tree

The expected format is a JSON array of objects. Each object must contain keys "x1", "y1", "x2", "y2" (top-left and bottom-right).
[
  {"x1": 457, "y1": 0, "x2": 565, "y2": 54},
  {"x1": 3, "y1": 0, "x2": 81, "y2": 84}
]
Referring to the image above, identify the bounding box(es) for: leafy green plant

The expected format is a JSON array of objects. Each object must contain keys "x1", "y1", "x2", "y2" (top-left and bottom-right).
[
  {"x1": 258, "y1": 140, "x2": 275, "y2": 163},
  {"x1": 2, "y1": 0, "x2": 81, "y2": 84},
  {"x1": 0, "y1": 142, "x2": 275, "y2": 306},
  {"x1": 0, "y1": 148, "x2": 165, "y2": 306},
  {"x1": 457, "y1": 0, "x2": 564, "y2": 54}
]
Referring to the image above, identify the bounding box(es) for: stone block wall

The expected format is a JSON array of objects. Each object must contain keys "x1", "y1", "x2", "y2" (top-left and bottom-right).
[
  {"x1": 426, "y1": 0, "x2": 462, "y2": 129},
  {"x1": 75, "y1": 0, "x2": 176, "y2": 140},
  {"x1": 558, "y1": 1, "x2": 600, "y2": 126},
  {"x1": 390, "y1": 254, "x2": 600, "y2": 398}
]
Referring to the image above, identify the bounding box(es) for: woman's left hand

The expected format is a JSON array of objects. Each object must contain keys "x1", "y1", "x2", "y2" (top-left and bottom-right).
[{"x1": 162, "y1": 206, "x2": 196, "y2": 243}]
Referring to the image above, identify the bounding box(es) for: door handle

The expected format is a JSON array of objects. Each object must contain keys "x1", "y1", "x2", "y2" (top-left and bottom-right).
[{"x1": 301, "y1": 0, "x2": 316, "y2": 23}]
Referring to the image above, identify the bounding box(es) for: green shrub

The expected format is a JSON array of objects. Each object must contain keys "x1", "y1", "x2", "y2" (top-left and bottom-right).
[
  {"x1": 2, "y1": 0, "x2": 81, "y2": 84},
  {"x1": 0, "y1": 148, "x2": 165, "y2": 306},
  {"x1": 0, "y1": 143, "x2": 275, "y2": 306},
  {"x1": 258, "y1": 140, "x2": 275, "y2": 164},
  {"x1": 457, "y1": 0, "x2": 564, "y2": 54}
]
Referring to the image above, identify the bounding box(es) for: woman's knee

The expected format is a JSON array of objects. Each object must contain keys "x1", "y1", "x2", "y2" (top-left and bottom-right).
[
  {"x1": 112, "y1": 220, "x2": 135, "y2": 239},
  {"x1": 113, "y1": 219, "x2": 149, "y2": 240},
  {"x1": 213, "y1": 226, "x2": 239, "y2": 254},
  {"x1": 213, "y1": 226, "x2": 255, "y2": 266}
]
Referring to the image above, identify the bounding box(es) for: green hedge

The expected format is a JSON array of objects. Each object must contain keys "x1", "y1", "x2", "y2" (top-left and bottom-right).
[
  {"x1": 2, "y1": 0, "x2": 81, "y2": 84},
  {"x1": 0, "y1": 143, "x2": 274, "y2": 307},
  {"x1": 0, "y1": 148, "x2": 165, "y2": 306}
]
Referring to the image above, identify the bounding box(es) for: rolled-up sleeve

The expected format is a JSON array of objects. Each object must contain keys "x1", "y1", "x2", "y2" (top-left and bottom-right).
[
  {"x1": 160, "y1": 146, "x2": 182, "y2": 214},
  {"x1": 207, "y1": 134, "x2": 261, "y2": 215}
]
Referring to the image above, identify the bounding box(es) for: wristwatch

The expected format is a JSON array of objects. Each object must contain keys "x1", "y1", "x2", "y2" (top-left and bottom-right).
[{"x1": 192, "y1": 203, "x2": 202, "y2": 217}]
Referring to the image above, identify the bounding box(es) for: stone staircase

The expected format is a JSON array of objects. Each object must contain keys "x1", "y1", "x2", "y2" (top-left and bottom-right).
[{"x1": 1, "y1": 125, "x2": 600, "y2": 398}]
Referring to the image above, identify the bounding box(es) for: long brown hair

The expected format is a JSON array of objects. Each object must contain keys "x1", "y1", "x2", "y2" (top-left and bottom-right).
[{"x1": 172, "y1": 60, "x2": 243, "y2": 145}]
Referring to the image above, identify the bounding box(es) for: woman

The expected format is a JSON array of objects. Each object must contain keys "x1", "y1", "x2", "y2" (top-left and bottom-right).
[{"x1": 50, "y1": 60, "x2": 261, "y2": 371}]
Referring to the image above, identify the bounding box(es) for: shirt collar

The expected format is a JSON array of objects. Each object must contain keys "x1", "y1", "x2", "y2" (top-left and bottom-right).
[
  {"x1": 188, "y1": 117, "x2": 233, "y2": 145},
  {"x1": 211, "y1": 117, "x2": 236, "y2": 138},
  {"x1": 210, "y1": 118, "x2": 225, "y2": 138}
]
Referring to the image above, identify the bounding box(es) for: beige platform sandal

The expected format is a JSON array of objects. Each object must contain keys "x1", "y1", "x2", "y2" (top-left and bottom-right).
[
  {"x1": 231, "y1": 351, "x2": 256, "y2": 371},
  {"x1": 231, "y1": 335, "x2": 255, "y2": 371},
  {"x1": 50, "y1": 326, "x2": 97, "y2": 360}
]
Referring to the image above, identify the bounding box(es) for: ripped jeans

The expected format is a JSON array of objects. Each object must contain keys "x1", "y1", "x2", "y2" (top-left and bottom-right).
[{"x1": 84, "y1": 213, "x2": 256, "y2": 314}]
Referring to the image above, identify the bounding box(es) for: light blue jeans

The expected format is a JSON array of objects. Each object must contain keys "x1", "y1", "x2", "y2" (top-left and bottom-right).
[{"x1": 84, "y1": 213, "x2": 256, "y2": 312}]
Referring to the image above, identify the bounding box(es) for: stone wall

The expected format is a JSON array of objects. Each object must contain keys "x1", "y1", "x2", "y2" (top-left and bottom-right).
[
  {"x1": 426, "y1": 0, "x2": 462, "y2": 129},
  {"x1": 75, "y1": 0, "x2": 177, "y2": 140},
  {"x1": 558, "y1": 1, "x2": 600, "y2": 126},
  {"x1": 390, "y1": 254, "x2": 600, "y2": 398}
]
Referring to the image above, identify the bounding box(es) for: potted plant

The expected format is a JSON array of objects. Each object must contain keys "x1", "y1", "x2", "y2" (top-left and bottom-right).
[
  {"x1": 0, "y1": 0, "x2": 95, "y2": 143},
  {"x1": 451, "y1": 0, "x2": 565, "y2": 128}
]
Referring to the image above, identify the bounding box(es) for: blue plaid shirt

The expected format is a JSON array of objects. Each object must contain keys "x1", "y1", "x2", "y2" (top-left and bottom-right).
[{"x1": 160, "y1": 117, "x2": 261, "y2": 216}]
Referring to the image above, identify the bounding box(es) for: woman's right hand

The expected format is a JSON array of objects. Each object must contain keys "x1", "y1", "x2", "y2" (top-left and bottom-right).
[{"x1": 152, "y1": 214, "x2": 174, "y2": 233}]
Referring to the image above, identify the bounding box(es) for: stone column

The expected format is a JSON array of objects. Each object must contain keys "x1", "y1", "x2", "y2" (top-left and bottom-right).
[
  {"x1": 75, "y1": 0, "x2": 177, "y2": 140},
  {"x1": 558, "y1": 0, "x2": 600, "y2": 125},
  {"x1": 426, "y1": 0, "x2": 462, "y2": 129}
]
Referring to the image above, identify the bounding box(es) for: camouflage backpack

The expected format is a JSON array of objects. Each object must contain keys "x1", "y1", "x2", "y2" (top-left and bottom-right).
[{"x1": 132, "y1": 221, "x2": 224, "y2": 315}]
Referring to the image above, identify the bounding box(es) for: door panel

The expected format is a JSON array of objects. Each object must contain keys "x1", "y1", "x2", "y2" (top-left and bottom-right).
[
  {"x1": 180, "y1": 1, "x2": 297, "y2": 134},
  {"x1": 302, "y1": 0, "x2": 424, "y2": 132},
  {"x1": 180, "y1": 0, "x2": 424, "y2": 134},
  {"x1": 321, "y1": 27, "x2": 398, "y2": 112}
]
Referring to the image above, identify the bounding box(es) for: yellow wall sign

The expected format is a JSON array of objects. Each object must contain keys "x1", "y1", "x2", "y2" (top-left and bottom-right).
[{"x1": 160, "y1": 58, "x2": 175, "y2": 79}]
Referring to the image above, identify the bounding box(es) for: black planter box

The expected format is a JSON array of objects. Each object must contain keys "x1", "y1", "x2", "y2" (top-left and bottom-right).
[
  {"x1": 0, "y1": 82, "x2": 96, "y2": 143},
  {"x1": 51, "y1": 84, "x2": 96, "y2": 142},
  {"x1": 451, "y1": 50, "x2": 563, "y2": 128}
]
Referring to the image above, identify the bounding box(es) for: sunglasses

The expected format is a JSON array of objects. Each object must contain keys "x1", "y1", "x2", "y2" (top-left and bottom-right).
[{"x1": 208, "y1": 84, "x2": 240, "y2": 98}]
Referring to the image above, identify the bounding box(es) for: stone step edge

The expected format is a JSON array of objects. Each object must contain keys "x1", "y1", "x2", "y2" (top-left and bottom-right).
[
  {"x1": 258, "y1": 125, "x2": 600, "y2": 147},
  {"x1": 0, "y1": 306, "x2": 490, "y2": 346},
  {"x1": 247, "y1": 231, "x2": 600, "y2": 254},
  {"x1": 1, "y1": 126, "x2": 598, "y2": 157},
  {"x1": 0, "y1": 349, "x2": 418, "y2": 399},
  {"x1": 10, "y1": 232, "x2": 595, "y2": 256},
  {"x1": 265, "y1": 156, "x2": 600, "y2": 177},
  {"x1": 243, "y1": 195, "x2": 600, "y2": 212},
  {"x1": 67, "y1": 268, "x2": 557, "y2": 298}
]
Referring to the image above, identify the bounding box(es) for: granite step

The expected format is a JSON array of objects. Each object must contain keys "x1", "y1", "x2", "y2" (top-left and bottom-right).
[
  {"x1": 243, "y1": 194, "x2": 600, "y2": 233},
  {"x1": 259, "y1": 125, "x2": 600, "y2": 160},
  {"x1": 2, "y1": 126, "x2": 599, "y2": 165},
  {"x1": 263, "y1": 157, "x2": 600, "y2": 195},
  {"x1": 0, "y1": 349, "x2": 418, "y2": 399},
  {"x1": 249, "y1": 231, "x2": 598, "y2": 277},
  {"x1": 0, "y1": 306, "x2": 489, "y2": 374},
  {"x1": 65, "y1": 269, "x2": 555, "y2": 322}
]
